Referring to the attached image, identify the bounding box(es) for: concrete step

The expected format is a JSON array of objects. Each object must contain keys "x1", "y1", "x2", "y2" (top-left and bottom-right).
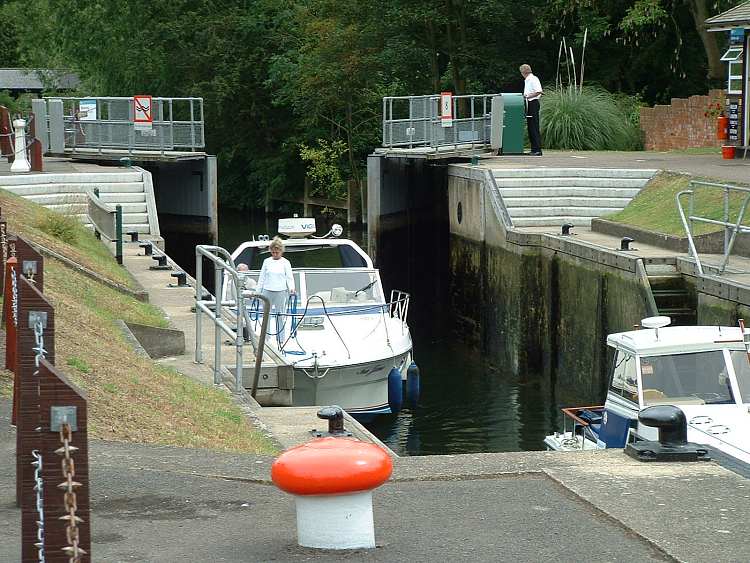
[
  {"x1": 497, "y1": 186, "x2": 641, "y2": 198},
  {"x1": 49, "y1": 202, "x2": 147, "y2": 214},
  {"x1": 4, "y1": 182, "x2": 146, "y2": 196},
  {"x1": 82, "y1": 221, "x2": 152, "y2": 234},
  {"x1": 25, "y1": 193, "x2": 146, "y2": 205},
  {"x1": 0, "y1": 172, "x2": 142, "y2": 186},
  {"x1": 506, "y1": 206, "x2": 623, "y2": 218},
  {"x1": 491, "y1": 168, "x2": 657, "y2": 179},
  {"x1": 645, "y1": 263, "x2": 680, "y2": 276},
  {"x1": 511, "y1": 216, "x2": 595, "y2": 227},
  {"x1": 75, "y1": 212, "x2": 148, "y2": 224},
  {"x1": 501, "y1": 196, "x2": 631, "y2": 208},
  {"x1": 494, "y1": 177, "x2": 649, "y2": 188}
]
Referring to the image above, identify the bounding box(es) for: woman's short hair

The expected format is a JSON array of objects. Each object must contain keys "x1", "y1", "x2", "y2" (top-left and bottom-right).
[
  {"x1": 269, "y1": 236, "x2": 284, "y2": 252},
  {"x1": 519, "y1": 64, "x2": 531, "y2": 74}
]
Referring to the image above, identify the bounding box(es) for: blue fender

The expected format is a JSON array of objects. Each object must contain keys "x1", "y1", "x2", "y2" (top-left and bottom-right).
[
  {"x1": 388, "y1": 367, "x2": 403, "y2": 413},
  {"x1": 406, "y1": 362, "x2": 420, "y2": 406}
]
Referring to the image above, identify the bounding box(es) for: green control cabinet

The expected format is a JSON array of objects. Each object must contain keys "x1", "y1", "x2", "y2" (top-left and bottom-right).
[{"x1": 490, "y1": 93, "x2": 525, "y2": 155}]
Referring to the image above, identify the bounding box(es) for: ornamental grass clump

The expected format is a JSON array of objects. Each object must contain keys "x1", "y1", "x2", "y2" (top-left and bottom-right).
[{"x1": 541, "y1": 86, "x2": 642, "y2": 151}]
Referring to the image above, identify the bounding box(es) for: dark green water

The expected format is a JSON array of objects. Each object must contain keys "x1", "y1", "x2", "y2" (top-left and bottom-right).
[{"x1": 217, "y1": 206, "x2": 565, "y2": 456}]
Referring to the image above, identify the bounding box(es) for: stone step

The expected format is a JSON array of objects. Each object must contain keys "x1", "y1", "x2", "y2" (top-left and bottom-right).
[
  {"x1": 506, "y1": 206, "x2": 623, "y2": 218},
  {"x1": 511, "y1": 216, "x2": 595, "y2": 227},
  {"x1": 3, "y1": 182, "x2": 146, "y2": 196},
  {"x1": 25, "y1": 192, "x2": 146, "y2": 205},
  {"x1": 0, "y1": 172, "x2": 142, "y2": 186},
  {"x1": 491, "y1": 168, "x2": 657, "y2": 179},
  {"x1": 82, "y1": 221, "x2": 152, "y2": 234},
  {"x1": 501, "y1": 196, "x2": 631, "y2": 208},
  {"x1": 494, "y1": 177, "x2": 649, "y2": 188},
  {"x1": 645, "y1": 263, "x2": 680, "y2": 276},
  {"x1": 74, "y1": 212, "x2": 148, "y2": 224},
  {"x1": 49, "y1": 202, "x2": 147, "y2": 214},
  {"x1": 497, "y1": 186, "x2": 641, "y2": 198}
]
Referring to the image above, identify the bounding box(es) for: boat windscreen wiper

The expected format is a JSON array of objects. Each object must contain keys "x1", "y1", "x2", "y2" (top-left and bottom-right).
[{"x1": 354, "y1": 280, "x2": 377, "y2": 296}]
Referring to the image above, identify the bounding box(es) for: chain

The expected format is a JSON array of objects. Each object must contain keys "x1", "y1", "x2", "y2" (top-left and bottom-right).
[
  {"x1": 57, "y1": 422, "x2": 86, "y2": 562},
  {"x1": 31, "y1": 450, "x2": 45, "y2": 562},
  {"x1": 11, "y1": 266, "x2": 17, "y2": 327}
]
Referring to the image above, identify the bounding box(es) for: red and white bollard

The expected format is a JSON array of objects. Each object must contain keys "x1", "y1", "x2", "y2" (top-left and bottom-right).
[
  {"x1": 10, "y1": 118, "x2": 30, "y2": 173},
  {"x1": 272, "y1": 435, "x2": 393, "y2": 549}
]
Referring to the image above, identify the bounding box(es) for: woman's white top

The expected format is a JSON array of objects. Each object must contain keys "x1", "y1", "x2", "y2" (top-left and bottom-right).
[{"x1": 258, "y1": 256, "x2": 295, "y2": 292}]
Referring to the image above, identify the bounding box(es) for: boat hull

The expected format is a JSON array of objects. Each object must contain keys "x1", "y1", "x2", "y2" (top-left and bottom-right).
[{"x1": 290, "y1": 352, "x2": 411, "y2": 414}]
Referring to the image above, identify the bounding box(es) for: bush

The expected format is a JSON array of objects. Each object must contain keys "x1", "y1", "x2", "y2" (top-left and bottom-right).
[
  {"x1": 541, "y1": 87, "x2": 642, "y2": 151},
  {"x1": 37, "y1": 211, "x2": 80, "y2": 244}
]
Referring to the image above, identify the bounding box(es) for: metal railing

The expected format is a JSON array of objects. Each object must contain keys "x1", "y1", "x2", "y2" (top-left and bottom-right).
[
  {"x1": 195, "y1": 245, "x2": 270, "y2": 396},
  {"x1": 43, "y1": 96, "x2": 205, "y2": 154},
  {"x1": 676, "y1": 180, "x2": 750, "y2": 275},
  {"x1": 87, "y1": 189, "x2": 123, "y2": 264},
  {"x1": 382, "y1": 94, "x2": 496, "y2": 149}
]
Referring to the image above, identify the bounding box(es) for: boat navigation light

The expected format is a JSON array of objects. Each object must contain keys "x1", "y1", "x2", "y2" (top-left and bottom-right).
[
  {"x1": 641, "y1": 316, "x2": 671, "y2": 340},
  {"x1": 331, "y1": 224, "x2": 343, "y2": 237}
]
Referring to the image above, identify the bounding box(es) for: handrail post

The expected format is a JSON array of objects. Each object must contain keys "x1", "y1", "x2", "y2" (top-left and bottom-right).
[
  {"x1": 676, "y1": 190, "x2": 703, "y2": 275},
  {"x1": 724, "y1": 187, "x2": 730, "y2": 254},
  {"x1": 719, "y1": 193, "x2": 750, "y2": 273},
  {"x1": 115, "y1": 204, "x2": 123, "y2": 265},
  {"x1": 195, "y1": 246, "x2": 203, "y2": 363},
  {"x1": 214, "y1": 261, "x2": 223, "y2": 385}
]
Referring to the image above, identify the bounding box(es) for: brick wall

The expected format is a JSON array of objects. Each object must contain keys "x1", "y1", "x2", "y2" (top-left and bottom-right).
[{"x1": 639, "y1": 89, "x2": 726, "y2": 151}]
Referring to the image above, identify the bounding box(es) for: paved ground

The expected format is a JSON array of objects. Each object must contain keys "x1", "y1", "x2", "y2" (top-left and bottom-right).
[
  {"x1": 2, "y1": 398, "x2": 749, "y2": 562},
  {"x1": 479, "y1": 150, "x2": 750, "y2": 185}
]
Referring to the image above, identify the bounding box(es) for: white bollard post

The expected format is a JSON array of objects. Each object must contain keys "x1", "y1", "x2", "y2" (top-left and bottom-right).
[
  {"x1": 10, "y1": 118, "x2": 31, "y2": 173},
  {"x1": 272, "y1": 435, "x2": 393, "y2": 550}
]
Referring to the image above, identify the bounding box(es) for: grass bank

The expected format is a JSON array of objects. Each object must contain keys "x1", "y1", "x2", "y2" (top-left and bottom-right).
[
  {"x1": 606, "y1": 171, "x2": 750, "y2": 236},
  {"x1": 0, "y1": 190, "x2": 277, "y2": 455}
]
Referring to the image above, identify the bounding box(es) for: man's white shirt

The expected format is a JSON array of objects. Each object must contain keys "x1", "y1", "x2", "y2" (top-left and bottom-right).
[{"x1": 524, "y1": 74, "x2": 542, "y2": 101}]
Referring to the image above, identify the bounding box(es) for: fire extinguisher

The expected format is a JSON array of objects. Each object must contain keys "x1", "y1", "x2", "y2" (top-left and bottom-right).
[{"x1": 717, "y1": 115, "x2": 729, "y2": 140}]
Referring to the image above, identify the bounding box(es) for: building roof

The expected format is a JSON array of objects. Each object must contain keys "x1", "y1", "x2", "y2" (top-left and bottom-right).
[
  {"x1": 0, "y1": 69, "x2": 80, "y2": 91},
  {"x1": 706, "y1": 1, "x2": 750, "y2": 30}
]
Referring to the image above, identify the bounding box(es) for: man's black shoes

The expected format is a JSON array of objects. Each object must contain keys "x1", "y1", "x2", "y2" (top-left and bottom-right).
[{"x1": 529, "y1": 151, "x2": 543, "y2": 156}]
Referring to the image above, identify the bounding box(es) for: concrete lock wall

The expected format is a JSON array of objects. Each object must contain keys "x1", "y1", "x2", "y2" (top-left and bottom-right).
[{"x1": 447, "y1": 171, "x2": 650, "y2": 403}]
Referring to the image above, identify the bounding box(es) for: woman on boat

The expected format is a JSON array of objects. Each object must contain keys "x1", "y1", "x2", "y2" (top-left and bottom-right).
[{"x1": 257, "y1": 237, "x2": 296, "y2": 340}]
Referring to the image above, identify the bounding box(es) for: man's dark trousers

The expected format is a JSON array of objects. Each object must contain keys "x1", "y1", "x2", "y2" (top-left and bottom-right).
[{"x1": 526, "y1": 98, "x2": 541, "y2": 154}]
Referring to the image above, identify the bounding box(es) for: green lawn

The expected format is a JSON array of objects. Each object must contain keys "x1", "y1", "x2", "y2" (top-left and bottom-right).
[{"x1": 606, "y1": 172, "x2": 750, "y2": 236}]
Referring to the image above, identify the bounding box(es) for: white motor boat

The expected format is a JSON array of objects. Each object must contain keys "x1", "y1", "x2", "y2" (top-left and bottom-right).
[
  {"x1": 222, "y1": 218, "x2": 416, "y2": 418},
  {"x1": 544, "y1": 316, "x2": 750, "y2": 465}
]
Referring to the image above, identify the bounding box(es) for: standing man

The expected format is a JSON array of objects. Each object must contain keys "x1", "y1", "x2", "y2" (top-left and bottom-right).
[{"x1": 520, "y1": 64, "x2": 543, "y2": 156}]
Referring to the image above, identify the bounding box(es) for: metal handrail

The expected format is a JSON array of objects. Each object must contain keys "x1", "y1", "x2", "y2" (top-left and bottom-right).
[
  {"x1": 195, "y1": 245, "x2": 270, "y2": 396},
  {"x1": 676, "y1": 181, "x2": 750, "y2": 275},
  {"x1": 382, "y1": 93, "x2": 496, "y2": 149}
]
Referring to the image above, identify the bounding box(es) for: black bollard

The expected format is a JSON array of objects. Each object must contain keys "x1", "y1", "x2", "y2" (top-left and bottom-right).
[
  {"x1": 620, "y1": 237, "x2": 634, "y2": 251},
  {"x1": 625, "y1": 405, "x2": 710, "y2": 462},
  {"x1": 127, "y1": 230, "x2": 140, "y2": 243},
  {"x1": 170, "y1": 271, "x2": 188, "y2": 287},
  {"x1": 139, "y1": 241, "x2": 153, "y2": 256},
  {"x1": 561, "y1": 223, "x2": 574, "y2": 236},
  {"x1": 149, "y1": 253, "x2": 172, "y2": 271},
  {"x1": 311, "y1": 405, "x2": 352, "y2": 437}
]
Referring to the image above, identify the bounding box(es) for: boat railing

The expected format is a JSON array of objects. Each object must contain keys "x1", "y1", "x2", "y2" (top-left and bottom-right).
[
  {"x1": 389, "y1": 290, "x2": 410, "y2": 325},
  {"x1": 559, "y1": 405, "x2": 604, "y2": 450},
  {"x1": 677, "y1": 180, "x2": 750, "y2": 275},
  {"x1": 241, "y1": 291, "x2": 411, "y2": 355}
]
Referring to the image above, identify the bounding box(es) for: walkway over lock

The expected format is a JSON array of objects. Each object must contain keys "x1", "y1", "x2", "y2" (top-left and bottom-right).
[
  {"x1": 32, "y1": 96, "x2": 205, "y2": 160},
  {"x1": 379, "y1": 92, "x2": 525, "y2": 156}
]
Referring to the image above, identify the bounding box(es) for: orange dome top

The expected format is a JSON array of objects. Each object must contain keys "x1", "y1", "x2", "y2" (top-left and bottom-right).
[{"x1": 271, "y1": 437, "x2": 393, "y2": 495}]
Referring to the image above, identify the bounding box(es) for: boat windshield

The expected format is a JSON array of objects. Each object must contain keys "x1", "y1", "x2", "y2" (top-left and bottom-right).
[
  {"x1": 640, "y1": 351, "x2": 737, "y2": 406},
  {"x1": 730, "y1": 351, "x2": 750, "y2": 404},
  {"x1": 304, "y1": 271, "x2": 383, "y2": 306}
]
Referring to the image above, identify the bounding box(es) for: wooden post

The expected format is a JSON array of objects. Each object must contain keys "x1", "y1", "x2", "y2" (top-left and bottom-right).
[
  {"x1": 39, "y1": 358, "x2": 91, "y2": 561},
  {"x1": 0, "y1": 106, "x2": 14, "y2": 163},
  {"x1": 304, "y1": 177, "x2": 311, "y2": 217},
  {"x1": 14, "y1": 236, "x2": 44, "y2": 292},
  {"x1": 0, "y1": 216, "x2": 7, "y2": 295},
  {"x1": 16, "y1": 277, "x2": 54, "y2": 562},
  {"x1": 347, "y1": 179, "x2": 357, "y2": 225}
]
